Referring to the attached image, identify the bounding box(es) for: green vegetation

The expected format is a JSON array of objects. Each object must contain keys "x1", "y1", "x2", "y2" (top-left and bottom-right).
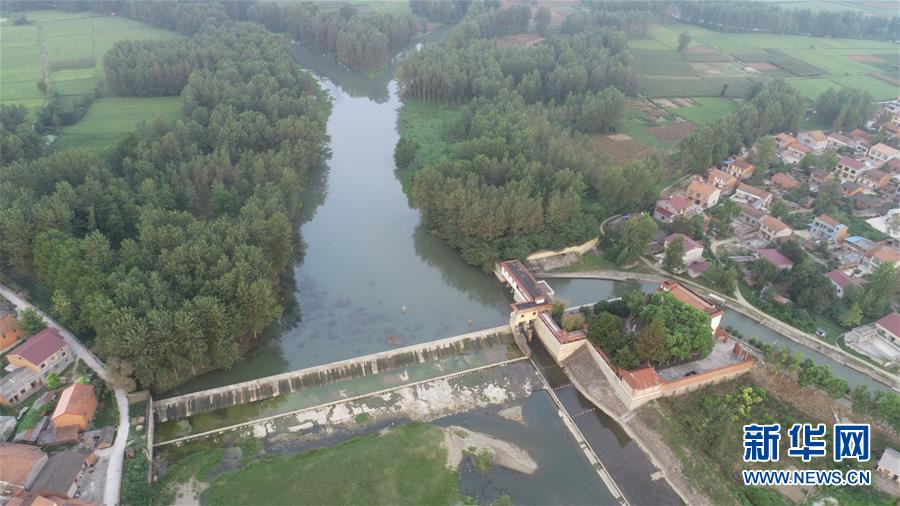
[
  {"x1": 202, "y1": 424, "x2": 460, "y2": 505},
  {"x1": 1, "y1": 15, "x2": 329, "y2": 390},
  {"x1": 154, "y1": 443, "x2": 227, "y2": 505},
  {"x1": 667, "y1": 97, "x2": 737, "y2": 125},
  {"x1": 52, "y1": 97, "x2": 182, "y2": 151},
  {"x1": 643, "y1": 379, "x2": 896, "y2": 506},
  {"x1": 395, "y1": 100, "x2": 462, "y2": 188},
  {"x1": 0, "y1": 10, "x2": 176, "y2": 113},
  {"x1": 17, "y1": 308, "x2": 46, "y2": 335}
]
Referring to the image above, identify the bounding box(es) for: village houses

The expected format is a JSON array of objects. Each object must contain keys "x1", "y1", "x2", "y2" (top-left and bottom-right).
[
  {"x1": 810, "y1": 214, "x2": 848, "y2": 243},
  {"x1": 797, "y1": 130, "x2": 827, "y2": 154},
  {"x1": 733, "y1": 183, "x2": 772, "y2": 209},
  {"x1": 686, "y1": 180, "x2": 720, "y2": 209},
  {"x1": 664, "y1": 233, "x2": 705, "y2": 267},
  {"x1": 653, "y1": 194, "x2": 692, "y2": 224},
  {"x1": 759, "y1": 215, "x2": 792, "y2": 242}
]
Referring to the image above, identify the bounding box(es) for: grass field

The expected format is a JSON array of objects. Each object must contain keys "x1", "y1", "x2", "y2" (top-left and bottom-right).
[
  {"x1": 53, "y1": 97, "x2": 183, "y2": 151},
  {"x1": 630, "y1": 21, "x2": 899, "y2": 125},
  {"x1": 201, "y1": 424, "x2": 460, "y2": 505},
  {"x1": 667, "y1": 97, "x2": 738, "y2": 125},
  {"x1": 0, "y1": 10, "x2": 177, "y2": 113}
]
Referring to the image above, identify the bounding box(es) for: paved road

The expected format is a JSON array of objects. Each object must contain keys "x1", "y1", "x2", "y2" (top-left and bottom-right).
[{"x1": 0, "y1": 284, "x2": 128, "y2": 505}]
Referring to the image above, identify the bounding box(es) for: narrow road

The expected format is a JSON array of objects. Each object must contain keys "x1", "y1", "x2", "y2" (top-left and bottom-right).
[{"x1": 0, "y1": 284, "x2": 128, "y2": 505}]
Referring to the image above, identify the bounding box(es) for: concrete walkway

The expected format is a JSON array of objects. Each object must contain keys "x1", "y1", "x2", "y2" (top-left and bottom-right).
[{"x1": 0, "y1": 284, "x2": 128, "y2": 505}]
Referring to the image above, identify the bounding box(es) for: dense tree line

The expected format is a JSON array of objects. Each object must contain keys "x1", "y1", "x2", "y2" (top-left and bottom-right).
[
  {"x1": 410, "y1": 0, "x2": 471, "y2": 23},
  {"x1": 397, "y1": 8, "x2": 636, "y2": 104},
  {"x1": 0, "y1": 21, "x2": 329, "y2": 390},
  {"x1": 103, "y1": 39, "x2": 213, "y2": 96},
  {"x1": 411, "y1": 93, "x2": 598, "y2": 270},
  {"x1": 246, "y1": 2, "x2": 421, "y2": 71},
  {"x1": 443, "y1": 3, "x2": 532, "y2": 46},
  {"x1": 814, "y1": 87, "x2": 872, "y2": 131},
  {"x1": 677, "y1": 79, "x2": 806, "y2": 172},
  {"x1": 583, "y1": 0, "x2": 899, "y2": 40},
  {"x1": 560, "y1": 9, "x2": 658, "y2": 38},
  {"x1": 675, "y1": 1, "x2": 899, "y2": 41}
]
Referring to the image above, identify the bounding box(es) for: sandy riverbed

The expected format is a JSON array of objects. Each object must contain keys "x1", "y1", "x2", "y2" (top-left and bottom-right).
[{"x1": 443, "y1": 425, "x2": 537, "y2": 474}]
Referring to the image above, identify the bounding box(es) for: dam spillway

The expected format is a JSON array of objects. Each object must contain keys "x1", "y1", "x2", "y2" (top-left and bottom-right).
[{"x1": 154, "y1": 327, "x2": 517, "y2": 423}]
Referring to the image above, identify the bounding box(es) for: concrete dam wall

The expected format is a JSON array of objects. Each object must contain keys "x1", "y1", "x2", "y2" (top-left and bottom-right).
[{"x1": 154, "y1": 327, "x2": 514, "y2": 422}]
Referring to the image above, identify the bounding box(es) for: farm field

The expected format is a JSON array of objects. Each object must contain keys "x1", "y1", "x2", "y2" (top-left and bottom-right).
[
  {"x1": 664, "y1": 97, "x2": 738, "y2": 125},
  {"x1": 52, "y1": 97, "x2": 183, "y2": 152},
  {"x1": 633, "y1": 23, "x2": 898, "y2": 102},
  {"x1": 0, "y1": 10, "x2": 177, "y2": 113}
]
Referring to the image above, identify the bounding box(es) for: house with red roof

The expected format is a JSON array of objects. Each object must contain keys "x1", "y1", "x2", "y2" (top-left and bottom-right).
[
  {"x1": 664, "y1": 233, "x2": 705, "y2": 267},
  {"x1": 5, "y1": 328, "x2": 72, "y2": 379},
  {"x1": 653, "y1": 194, "x2": 692, "y2": 223},
  {"x1": 875, "y1": 313, "x2": 900, "y2": 345},
  {"x1": 838, "y1": 156, "x2": 866, "y2": 182},
  {"x1": 824, "y1": 269, "x2": 860, "y2": 298},
  {"x1": 755, "y1": 248, "x2": 794, "y2": 270}
]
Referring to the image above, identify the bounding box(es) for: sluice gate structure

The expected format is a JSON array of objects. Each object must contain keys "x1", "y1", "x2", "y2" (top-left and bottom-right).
[{"x1": 154, "y1": 326, "x2": 516, "y2": 423}]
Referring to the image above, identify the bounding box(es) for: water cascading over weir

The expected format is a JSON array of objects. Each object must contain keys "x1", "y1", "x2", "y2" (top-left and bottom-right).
[{"x1": 154, "y1": 328, "x2": 516, "y2": 423}]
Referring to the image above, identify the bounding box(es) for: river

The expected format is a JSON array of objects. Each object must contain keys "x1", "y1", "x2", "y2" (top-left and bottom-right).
[{"x1": 173, "y1": 37, "x2": 889, "y2": 397}]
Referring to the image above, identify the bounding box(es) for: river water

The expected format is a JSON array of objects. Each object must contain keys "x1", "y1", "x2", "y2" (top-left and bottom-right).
[{"x1": 173, "y1": 37, "x2": 889, "y2": 398}]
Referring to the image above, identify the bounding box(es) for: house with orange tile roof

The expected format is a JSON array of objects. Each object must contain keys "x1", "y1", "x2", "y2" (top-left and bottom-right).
[
  {"x1": 868, "y1": 143, "x2": 900, "y2": 167},
  {"x1": 659, "y1": 280, "x2": 724, "y2": 331},
  {"x1": 771, "y1": 172, "x2": 800, "y2": 190},
  {"x1": 861, "y1": 244, "x2": 900, "y2": 273},
  {"x1": 782, "y1": 142, "x2": 811, "y2": 165},
  {"x1": 50, "y1": 384, "x2": 97, "y2": 430},
  {"x1": 724, "y1": 158, "x2": 755, "y2": 179},
  {"x1": 798, "y1": 130, "x2": 827, "y2": 153},
  {"x1": 0, "y1": 443, "x2": 48, "y2": 490},
  {"x1": 733, "y1": 183, "x2": 773, "y2": 209},
  {"x1": 706, "y1": 168, "x2": 738, "y2": 193},
  {"x1": 759, "y1": 215, "x2": 792, "y2": 242},
  {"x1": 774, "y1": 132, "x2": 797, "y2": 151},
  {"x1": 686, "y1": 180, "x2": 720, "y2": 209},
  {"x1": 0, "y1": 305, "x2": 22, "y2": 352},
  {"x1": 859, "y1": 169, "x2": 891, "y2": 190}
]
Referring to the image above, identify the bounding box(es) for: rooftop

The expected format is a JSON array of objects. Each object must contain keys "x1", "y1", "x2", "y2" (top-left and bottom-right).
[
  {"x1": 687, "y1": 180, "x2": 718, "y2": 199},
  {"x1": 756, "y1": 248, "x2": 794, "y2": 268},
  {"x1": 867, "y1": 245, "x2": 900, "y2": 263},
  {"x1": 9, "y1": 328, "x2": 66, "y2": 366},
  {"x1": 875, "y1": 313, "x2": 900, "y2": 336},
  {"x1": 839, "y1": 156, "x2": 865, "y2": 170},
  {"x1": 815, "y1": 213, "x2": 841, "y2": 227},
  {"x1": 878, "y1": 447, "x2": 900, "y2": 473},
  {"x1": 51, "y1": 384, "x2": 96, "y2": 425},
  {"x1": 760, "y1": 215, "x2": 790, "y2": 233},
  {"x1": 871, "y1": 143, "x2": 900, "y2": 157},
  {"x1": 658, "y1": 281, "x2": 721, "y2": 317},
  {"x1": 0, "y1": 367, "x2": 41, "y2": 401},
  {"x1": 824, "y1": 270, "x2": 858, "y2": 290},
  {"x1": 658, "y1": 338, "x2": 747, "y2": 382},
  {"x1": 0, "y1": 443, "x2": 45, "y2": 487},
  {"x1": 736, "y1": 183, "x2": 772, "y2": 200},
  {"x1": 499, "y1": 260, "x2": 546, "y2": 303},
  {"x1": 665, "y1": 233, "x2": 703, "y2": 252},
  {"x1": 658, "y1": 194, "x2": 691, "y2": 212},
  {"x1": 31, "y1": 450, "x2": 88, "y2": 497}
]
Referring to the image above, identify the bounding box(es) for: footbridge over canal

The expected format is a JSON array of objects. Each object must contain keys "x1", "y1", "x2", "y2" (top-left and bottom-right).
[{"x1": 154, "y1": 326, "x2": 524, "y2": 423}]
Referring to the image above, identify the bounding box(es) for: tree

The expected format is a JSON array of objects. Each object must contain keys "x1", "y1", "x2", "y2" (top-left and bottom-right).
[
  {"x1": 607, "y1": 214, "x2": 657, "y2": 265},
  {"x1": 703, "y1": 262, "x2": 738, "y2": 294},
  {"x1": 587, "y1": 311, "x2": 626, "y2": 353},
  {"x1": 748, "y1": 258, "x2": 778, "y2": 286},
  {"x1": 839, "y1": 303, "x2": 862, "y2": 328},
  {"x1": 635, "y1": 315, "x2": 668, "y2": 364},
  {"x1": 677, "y1": 31, "x2": 691, "y2": 51},
  {"x1": 858, "y1": 262, "x2": 900, "y2": 319},
  {"x1": 534, "y1": 6, "x2": 551, "y2": 35},
  {"x1": 752, "y1": 136, "x2": 775, "y2": 175},
  {"x1": 639, "y1": 291, "x2": 714, "y2": 362},
  {"x1": 19, "y1": 308, "x2": 46, "y2": 335},
  {"x1": 562, "y1": 312, "x2": 585, "y2": 332},
  {"x1": 663, "y1": 236, "x2": 685, "y2": 273},
  {"x1": 394, "y1": 136, "x2": 418, "y2": 170},
  {"x1": 788, "y1": 262, "x2": 836, "y2": 314},
  {"x1": 107, "y1": 357, "x2": 138, "y2": 393},
  {"x1": 46, "y1": 373, "x2": 61, "y2": 389}
]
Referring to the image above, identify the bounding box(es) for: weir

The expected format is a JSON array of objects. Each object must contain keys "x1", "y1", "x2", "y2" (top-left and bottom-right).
[{"x1": 154, "y1": 326, "x2": 514, "y2": 422}]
